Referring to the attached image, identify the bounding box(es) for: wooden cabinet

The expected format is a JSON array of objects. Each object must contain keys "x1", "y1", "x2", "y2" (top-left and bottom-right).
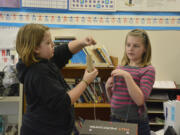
[{"x1": 0, "y1": 84, "x2": 23, "y2": 135}]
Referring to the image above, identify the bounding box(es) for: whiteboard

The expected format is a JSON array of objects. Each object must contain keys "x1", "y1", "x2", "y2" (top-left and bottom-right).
[{"x1": 116, "y1": 0, "x2": 180, "y2": 12}]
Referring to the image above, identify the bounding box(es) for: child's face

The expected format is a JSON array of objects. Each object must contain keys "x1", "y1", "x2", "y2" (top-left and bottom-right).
[
  {"x1": 125, "y1": 35, "x2": 146, "y2": 63},
  {"x1": 34, "y1": 31, "x2": 54, "y2": 60}
]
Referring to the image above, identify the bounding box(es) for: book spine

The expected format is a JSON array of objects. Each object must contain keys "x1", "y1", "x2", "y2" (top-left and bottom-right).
[
  {"x1": 101, "y1": 47, "x2": 113, "y2": 65},
  {"x1": 94, "y1": 48, "x2": 106, "y2": 63},
  {"x1": 86, "y1": 86, "x2": 96, "y2": 103},
  {"x1": 89, "y1": 84, "x2": 99, "y2": 103}
]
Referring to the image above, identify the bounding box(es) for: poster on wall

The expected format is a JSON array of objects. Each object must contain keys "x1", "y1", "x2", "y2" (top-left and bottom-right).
[
  {"x1": 116, "y1": 0, "x2": 180, "y2": 12},
  {"x1": 21, "y1": 0, "x2": 68, "y2": 9},
  {"x1": 69, "y1": 0, "x2": 116, "y2": 12},
  {"x1": 0, "y1": 0, "x2": 20, "y2": 8}
]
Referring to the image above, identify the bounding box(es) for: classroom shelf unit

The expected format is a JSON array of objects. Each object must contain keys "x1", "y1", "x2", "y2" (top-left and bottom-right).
[
  {"x1": 0, "y1": 84, "x2": 23, "y2": 135},
  {"x1": 146, "y1": 85, "x2": 180, "y2": 131},
  {"x1": 61, "y1": 65, "x2": 113, "y2": 121},
  {"x1": 61, "y1": 64, "x2": 114, "y2": 81}
]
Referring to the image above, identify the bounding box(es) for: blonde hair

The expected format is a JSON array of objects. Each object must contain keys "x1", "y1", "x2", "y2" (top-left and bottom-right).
[
  {"x1": 121, "y1": 29, "x2": 152, "y2": 67},
  {"x1": 16, "y1": 23, "x2": 49, "y2": 66}
]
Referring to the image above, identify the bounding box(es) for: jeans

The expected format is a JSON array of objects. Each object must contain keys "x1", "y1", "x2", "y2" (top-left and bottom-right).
[{"x1": 111, "y1": 115, "x2": 151, "y2": 135}]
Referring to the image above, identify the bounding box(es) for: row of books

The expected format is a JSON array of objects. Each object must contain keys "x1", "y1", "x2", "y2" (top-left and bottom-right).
[
  {"x1": 66, "y1": 77, "x2": 110, "y2": 103},
  {"x1": 83, "y1": 46, "x2": 113, "y2": 66}
]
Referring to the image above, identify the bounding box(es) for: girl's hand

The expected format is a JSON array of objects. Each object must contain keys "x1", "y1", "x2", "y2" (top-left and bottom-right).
[
  {"x1": 111, "y1": 69, "x2": 129, "y2": 77},
  {"x1": 82, "y1": 68, "x2": 98, "y2": 84},
  {"x1": 82, "y1": 36, "x2": 96, "y2": 47},
  {"x1": 105, "y1": 77, "x2": 113, "y2": 90},
  {"x1": 105, "y1": 77, "x2": 113, "y2": 100}
]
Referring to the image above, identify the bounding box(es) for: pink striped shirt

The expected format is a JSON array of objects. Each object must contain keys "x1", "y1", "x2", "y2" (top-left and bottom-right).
[{"x1": 111, "y1": 65, "x2": 155, "y2": 109}]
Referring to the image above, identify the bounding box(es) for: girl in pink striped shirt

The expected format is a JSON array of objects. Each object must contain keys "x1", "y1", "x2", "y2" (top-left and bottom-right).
[{"x1": 106, "y1": 29, "x2": 155, "y2": 135}]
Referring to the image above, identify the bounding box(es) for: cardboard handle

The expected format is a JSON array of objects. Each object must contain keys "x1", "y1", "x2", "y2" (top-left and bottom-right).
[{"x1": 86, "y1": 54, "x2": 94, "y2": 72}]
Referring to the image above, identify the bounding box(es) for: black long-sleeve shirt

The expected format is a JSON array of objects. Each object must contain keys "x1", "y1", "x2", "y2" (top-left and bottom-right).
[{"x1": 16, "y1": 44, "x2": 74, "y2": 135}]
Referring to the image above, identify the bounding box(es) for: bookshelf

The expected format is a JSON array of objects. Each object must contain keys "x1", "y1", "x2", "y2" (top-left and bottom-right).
[
  {"x1": 61, "y1": 65, "x2": 114, "y2": 81},
  {"x1": 0, "y1": 84, "x2": 23, "y2": 135},
  {"x1": 61, "y1": 65, "x2": 114, "y2": 121},
  {"x1": 146, "y1": 84, "x2": 180, "y2": 131}
]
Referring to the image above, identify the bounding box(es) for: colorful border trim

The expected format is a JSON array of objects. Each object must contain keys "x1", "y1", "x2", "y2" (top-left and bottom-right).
[{"x1": 0, "y1": 11, "x2": 180, "y2": 30}]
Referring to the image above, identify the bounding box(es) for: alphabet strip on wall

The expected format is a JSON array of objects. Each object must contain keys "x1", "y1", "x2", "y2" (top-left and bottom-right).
[{"x1": 0, "y1": 11, "x2": 180, "y2": 30}]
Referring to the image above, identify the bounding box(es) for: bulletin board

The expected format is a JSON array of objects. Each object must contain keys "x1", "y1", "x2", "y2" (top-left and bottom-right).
[
  {"x1": 0, "y1": 0, "x2": 180, "y2": 30},
  {"x1": 69, "y1": 0, "x2": 116, "y2": 12},
  {"x1": 1, "y1": 0, "x2": 180, "y2": 12}
]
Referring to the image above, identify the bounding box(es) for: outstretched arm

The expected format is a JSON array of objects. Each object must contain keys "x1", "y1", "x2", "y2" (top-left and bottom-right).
[
  {"x1": 68, "y1": 69, "x2": 98, "y2": 104},
  {"x1": 68, "y1": 36, "x2": 96, "y2": 54}
]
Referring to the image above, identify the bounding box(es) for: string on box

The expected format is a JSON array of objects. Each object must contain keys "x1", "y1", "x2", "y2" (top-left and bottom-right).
[{"x1": 93, "y1": 78, "x2": 97, "y2": 121}]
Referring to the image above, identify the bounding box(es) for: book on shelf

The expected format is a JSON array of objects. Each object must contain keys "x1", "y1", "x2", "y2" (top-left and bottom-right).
[
  {"x1": 84, "y1": 45, "x2": 113, "y2": 66},
  {"x1": 79, "y1": 94, "x2": 86, "y2": 103},
  {"x1": 65, "y1": 78, "x2": 76, "y2": 84},
  {"x1": 82, "y1": 91, "x2": 91, "y2": 103},
  {"x1": 69, "y1": 49, "x2": 87, "y2": 64},
  {"x1": 89, "y1": 84, "x2": 100, "y2": 103},
  {"x1": 100, "y1": 81, "x2": 110, "y2": 103},
  {"x1": 71, "y1": 77, "x2": 108, "y2": 103},
  {"x1": 99, "y1": 46, "x2": 113, "y2": 65},
  {"x1": 94, "y1": 48, "x2": 106, "y2": 63},
  {"x1": 84, "y1": 46, "x2": 104, "y2": 65},
  {"x1": 94, "y1": 77, "x2": 107, "y2": 103},
  {"x1": 86, "y1": 86, "x2": 97, "y2": 103},
  {"x1": 96, "y1": 81, "x2": 106, "y2": 103},
  {"x1": 149, "y1": 93, "x2": 169, "y2": 100},
  {"x1": 94, "y1": 82, "x2": 104, "y2": 103},
  {"x1": 153, "y1": 81, "x2": 177, "y2": 89},
  {"x1": 85, "y1": 88, "x2": 94, "y2": 103}
]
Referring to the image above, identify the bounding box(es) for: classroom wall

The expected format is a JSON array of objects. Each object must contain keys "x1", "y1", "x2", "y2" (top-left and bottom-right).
[{"x1": 51, "y1": 28, "x2": 180, "y2": 84}]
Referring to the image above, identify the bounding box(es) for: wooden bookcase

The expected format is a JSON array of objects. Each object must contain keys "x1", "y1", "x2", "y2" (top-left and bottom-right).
[
  {"x1": 61, "y1": 65, "x2": 114, "y2": 121},
  {"x1": 61, "y1": 65, "x2": 114, "y2": 81}
]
